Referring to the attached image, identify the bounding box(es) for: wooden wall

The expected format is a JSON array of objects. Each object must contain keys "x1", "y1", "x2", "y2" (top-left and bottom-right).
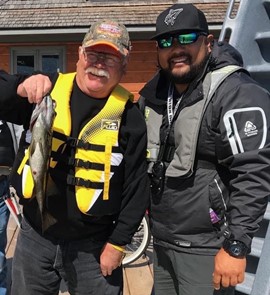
[
  {"x1": 0, "y1": 40, "x2": 158, "y2": 101},
  {"x1": 0, "y1": 44, "x2": 10, "y2": 71},
  {"x1": 121, "y1": 41, "x2": 158, "y2": 101}
]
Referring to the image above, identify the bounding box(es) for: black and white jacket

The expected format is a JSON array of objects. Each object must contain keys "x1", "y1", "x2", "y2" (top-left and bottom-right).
[{"x1": 140, "y1": 41, "x2": 270, "y2": 254}]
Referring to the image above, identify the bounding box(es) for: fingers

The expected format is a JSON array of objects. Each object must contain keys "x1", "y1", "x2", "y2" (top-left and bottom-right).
[
  {"x1": 101, "y1": 266, "x2": 113, "y2": 277},
  {"x1": 17, "y1": 74, "x2": 52, "y2": 104},
  {"x1": 213, "y1": 248, "x2": 246, "y2": 290},
  {"x1": 100, "y1": 242, "x2": 125, "y2": 277},
  {"x1": 213, "y1": 273, "x2": 221, "y2": 290},
  {"x1": 100, "y1": 259, "x2": 122, "y2": 277},
  {"x1": 213, "y1": 272, "x2": 244, "y2": 290}
]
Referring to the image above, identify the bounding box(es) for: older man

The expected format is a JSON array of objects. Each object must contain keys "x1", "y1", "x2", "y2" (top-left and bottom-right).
[{"x1": 0, "y1": 19, "x2": 149, "y2": 295}]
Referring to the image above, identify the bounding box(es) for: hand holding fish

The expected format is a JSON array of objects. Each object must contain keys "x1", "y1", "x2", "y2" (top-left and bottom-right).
[{"x1": 17, "y1": 74, "x2": 52, "y2": 104}]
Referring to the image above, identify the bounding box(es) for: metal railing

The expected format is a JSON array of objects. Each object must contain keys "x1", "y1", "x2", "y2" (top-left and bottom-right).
[{"x1": 219, "y1": 0, "x2": 270, "y2": 294}]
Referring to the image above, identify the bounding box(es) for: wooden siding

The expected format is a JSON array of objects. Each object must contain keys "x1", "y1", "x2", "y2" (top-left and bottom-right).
[
  {"x1": 0, "y1": 1, "x2": 231, "y2": 29},
  {"x1": 0, "y1": 40, "x2": 157, "y2": 101},
  {"x1": 0, "y1": 45, "x2": 10, "y2": 71}
]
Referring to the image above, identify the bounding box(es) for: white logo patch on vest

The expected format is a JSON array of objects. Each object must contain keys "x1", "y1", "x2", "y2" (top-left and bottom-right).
[
  {"x1": 244, "y1": 121, "x2": 258, "y2": 137},
  {"x1": 101, "y1": 119, "x2": 119, "y2": 131},
  {"x1": 164, "y1": 8, "x2": 183, "y2": 26}
]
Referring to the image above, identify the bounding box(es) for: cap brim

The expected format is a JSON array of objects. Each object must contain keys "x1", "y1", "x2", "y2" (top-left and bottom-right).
[
  {"x1": 151, "y1": 28, "x2": 207, "y2": 40},
  {"x1": 83, "y1": 40, "x2": 128, "y2": 56}
]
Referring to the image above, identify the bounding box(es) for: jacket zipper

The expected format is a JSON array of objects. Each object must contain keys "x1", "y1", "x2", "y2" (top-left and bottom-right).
[{"x1": 214, "y1": 178, "x2": 227, "y2": 222}]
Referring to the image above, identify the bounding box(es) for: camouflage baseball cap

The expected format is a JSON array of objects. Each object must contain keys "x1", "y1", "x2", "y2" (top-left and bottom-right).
[{"x1": 82, "y1": 19, "x2": 131, "y2": 56}]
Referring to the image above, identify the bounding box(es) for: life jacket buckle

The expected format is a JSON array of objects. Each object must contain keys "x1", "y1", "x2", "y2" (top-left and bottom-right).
[
  {"x1": 77, "y1": 159, "x2": 92, "y2": 169},
  {"x1": 67, "y1": 137, "x2": 78, "y2": 147},
  {"x1": 67, "y1": 174, "x2": 77, "y2": 185},
  {"x1": 66, "y1": 174, "x2": 92, "y2": 188},
  {"x1": 68, "y1": 157, "x2": 76, "y2": 166}
]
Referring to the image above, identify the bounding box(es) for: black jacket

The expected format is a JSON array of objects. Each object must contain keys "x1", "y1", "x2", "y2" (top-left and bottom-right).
[
  {"x1": 140, "y1": 41, "x2": 270, "y2": 254},
  {"x1": 0, "y1": 71, "x2": 150, "y2": 245}
]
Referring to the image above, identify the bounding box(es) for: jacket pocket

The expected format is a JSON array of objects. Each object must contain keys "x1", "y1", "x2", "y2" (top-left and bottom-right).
[{"x1": 209, "y1": 175, "x2": 228, "y2": 223}]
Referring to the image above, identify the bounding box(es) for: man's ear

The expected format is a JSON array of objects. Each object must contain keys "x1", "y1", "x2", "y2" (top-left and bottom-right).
[
  {"x1": 206, "y1": 34, "x2": 214, "y2": 52},
  {"x1": 122, "y1": 56, "x2": 129, "y2": 74},
  {"x1": 79, "y1": 46, "x2": 84, "y2": 55}
]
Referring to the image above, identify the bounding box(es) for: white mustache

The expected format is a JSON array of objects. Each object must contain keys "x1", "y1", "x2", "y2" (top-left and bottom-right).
[{"x1": 85, "y1": 67, "x2": 110, "y2": 79}]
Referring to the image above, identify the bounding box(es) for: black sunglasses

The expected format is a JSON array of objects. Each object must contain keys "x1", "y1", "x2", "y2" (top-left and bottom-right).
[{"x1": 157, "y1": 32, "x2": 208, "y2": 49}]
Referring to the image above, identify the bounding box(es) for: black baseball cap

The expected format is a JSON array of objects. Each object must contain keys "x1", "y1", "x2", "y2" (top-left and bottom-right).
[{"x1": 152, "y1": 4, "x2": 209, "y2": 40}]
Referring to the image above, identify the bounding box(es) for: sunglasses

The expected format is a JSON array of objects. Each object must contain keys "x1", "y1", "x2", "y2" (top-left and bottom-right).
[
  {"x1": 82, "y1": 49, "x2": 122, "y2": 67},
  {"x1": 157, "y1": 32, "x2": 207, "y2": 49}
]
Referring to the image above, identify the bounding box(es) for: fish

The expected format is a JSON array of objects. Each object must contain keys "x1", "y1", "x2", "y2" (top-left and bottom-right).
[{"x1": 28, "y1": 95, "x2": 57, "y2": 233}]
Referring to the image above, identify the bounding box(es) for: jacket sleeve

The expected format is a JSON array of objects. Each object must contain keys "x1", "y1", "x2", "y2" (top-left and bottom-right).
[
  {"x1": 215, "y1": 72, "x2": 270, "y2": 248},
  {"x1": 0, "y1": 70, "x2": 57, "y2": 127},
  {"x1": 0, "y1": 70, "x2": 34, "y2": 126},
  {"x1": 108, "y1": 101, "x2": 150, "y2": 246}
]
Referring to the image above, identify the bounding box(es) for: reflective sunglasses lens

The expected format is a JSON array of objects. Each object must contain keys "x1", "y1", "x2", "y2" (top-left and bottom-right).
[
  {"x1": 157, "y1": 37, "x2": 173, "y2": 49},
  {"x1": 178, "y1": 33, "x2": 198, "y2": 45}
]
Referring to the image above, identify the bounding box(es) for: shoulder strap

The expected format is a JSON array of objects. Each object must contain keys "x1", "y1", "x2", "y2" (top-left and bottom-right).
[
  {"x1": 165, "y1": 65, "x2": 244, "y2": 177},
  {"x1": 208, "y1": 65, "x2": 243, "y2": 101}
]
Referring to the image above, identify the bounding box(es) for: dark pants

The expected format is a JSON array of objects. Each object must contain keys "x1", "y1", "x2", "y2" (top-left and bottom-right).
[
  {"x1": 153, "y1": 244, "x2": 235, "y2": 295},
  {"x1": 11, "y1": 218, "x2": 123, "y2": 295}
]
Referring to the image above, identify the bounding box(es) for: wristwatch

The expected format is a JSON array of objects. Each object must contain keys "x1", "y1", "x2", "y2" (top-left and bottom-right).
[{"x1": 223, "y1": 239, "x2": 249, "y2": 258}]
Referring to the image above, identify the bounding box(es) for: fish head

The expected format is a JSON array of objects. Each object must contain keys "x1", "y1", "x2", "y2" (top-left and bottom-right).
[{"x1": 30, "y1": 95, "x2": 56, "y2": 131}]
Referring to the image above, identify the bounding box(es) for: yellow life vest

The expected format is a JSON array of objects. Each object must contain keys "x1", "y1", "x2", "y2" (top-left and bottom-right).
[{"x1": 18, "y1": 73, "x2": 133, "y2": 216}]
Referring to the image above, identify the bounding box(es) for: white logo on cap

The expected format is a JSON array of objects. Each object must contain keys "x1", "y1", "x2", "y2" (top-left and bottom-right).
[
  {"x1": 164, "y1": 8, "x2": 183, "y2": 26},
  {"x1": 99, "y1": 23, "x2": 121, "y2": 34}
]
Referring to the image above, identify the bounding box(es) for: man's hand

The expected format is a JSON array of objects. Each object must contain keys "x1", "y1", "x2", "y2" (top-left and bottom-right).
[
  {"x1": 213, "y1": 248, "x2": 246, "y2": 290},
  {"x1": 17, "y1": 74, "x2": 52, "y2": 104},
  {"x1": 100, "y1": 243, "x2": 125, "y2": 276}
]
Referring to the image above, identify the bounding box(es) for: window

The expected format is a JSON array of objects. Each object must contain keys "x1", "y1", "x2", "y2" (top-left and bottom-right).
[{"x1": 11, "y1": 47, "x2": 65, "y2": 74}]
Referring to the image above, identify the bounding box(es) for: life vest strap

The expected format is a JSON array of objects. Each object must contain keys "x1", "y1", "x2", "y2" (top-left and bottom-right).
[
  {"x1": 53, "y1": 130, "x2": 67, "y2": 142},
  {"x1": 66, "y1": 137, "x2": 121, "y2": 153},
  {"x1": 67, "y1": 175, "x2": 104, "y2": 189},
  {"x1": 72, "y1": 158, "x2": 118, "y2": 172},
  {"x1": 51, "y1": 152, "x2": 118, "y2": 172},
  {"x1": 68, "y1": 138, "x2": 104, "y2": 151},
  {"x1": 69, "y1": 158, "x2": 104, "y2": 170},
  {"x1": 52, "y1": 132, "x2": 122, "y2": 153}
]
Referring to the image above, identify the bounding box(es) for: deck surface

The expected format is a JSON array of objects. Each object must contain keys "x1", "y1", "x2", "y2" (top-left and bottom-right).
[{"x1": 6, "y1": 216, "x2": 154, "y2": 295}]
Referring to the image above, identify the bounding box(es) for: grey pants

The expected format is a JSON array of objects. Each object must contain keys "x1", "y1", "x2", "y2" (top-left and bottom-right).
[
  {"x1": 11, "y1": 218, "x2": 123, "y2": 295},
  {"x1": 153, "y1": 243, "x2": 235, "y2": 295}
]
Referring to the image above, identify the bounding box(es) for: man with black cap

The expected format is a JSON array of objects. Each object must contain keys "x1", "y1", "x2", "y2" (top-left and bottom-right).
[
  {"x1": 139, "y1": 3, "x2": 270, "y2": 295},
  {"x1": 0, "y1": 19, "x2": 149, "y2": 294}
]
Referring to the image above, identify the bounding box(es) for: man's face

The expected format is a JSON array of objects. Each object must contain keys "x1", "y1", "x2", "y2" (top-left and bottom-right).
[
  {"x1": 157, "y1": 32, "x2": 213, "y2": 86},
  {"x1": 76, "y1": 44, "x2": 127, "y2": 98}
]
